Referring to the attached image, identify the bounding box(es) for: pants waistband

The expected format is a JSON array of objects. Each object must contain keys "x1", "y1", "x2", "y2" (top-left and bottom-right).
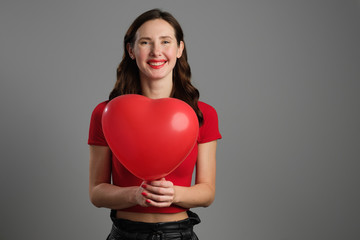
[
  {"x1": 110, "y1": 210, "x2": 200, "y2": 233},
  {"x1": 109, "y1": 224, "x2": 193, "y2": 240}
]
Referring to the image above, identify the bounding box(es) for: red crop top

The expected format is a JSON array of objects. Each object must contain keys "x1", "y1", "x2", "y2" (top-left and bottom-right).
[{"x1": 88, "y1": 99, "x2": 222, "y2": 213}]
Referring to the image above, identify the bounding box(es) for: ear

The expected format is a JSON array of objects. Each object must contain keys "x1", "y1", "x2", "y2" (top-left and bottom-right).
[
  {"x1": 127, "y1": 43, "x2": 135, "y2": 59},
  {"x1": 177, "y1": 41, "x2": 184, "y2": 58}
]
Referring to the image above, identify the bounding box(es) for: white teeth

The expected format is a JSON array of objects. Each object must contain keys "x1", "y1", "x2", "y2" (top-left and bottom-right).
[{"x1": 149, "y1": 62, "x2": 165, "y2": 66}]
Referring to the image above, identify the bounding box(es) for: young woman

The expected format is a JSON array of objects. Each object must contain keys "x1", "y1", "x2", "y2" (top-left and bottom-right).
[{"x1": 88, "y1": 9, "x2": 221, "y2": 240}]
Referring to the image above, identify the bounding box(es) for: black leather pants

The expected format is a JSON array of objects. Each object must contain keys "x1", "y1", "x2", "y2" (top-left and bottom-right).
[{"x1": 106, "y1": 210, "x2": 200, "y2": 240}]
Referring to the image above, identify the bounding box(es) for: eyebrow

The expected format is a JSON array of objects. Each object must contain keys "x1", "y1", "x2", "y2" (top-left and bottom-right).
[{"x1": 138, "y1": 36, "x2": 173, "y2": 41}]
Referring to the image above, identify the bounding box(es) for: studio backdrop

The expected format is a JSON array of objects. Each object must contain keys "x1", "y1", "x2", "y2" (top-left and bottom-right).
[{"x1": 1, "y1": 1, "x2": 359, "y2": 239}]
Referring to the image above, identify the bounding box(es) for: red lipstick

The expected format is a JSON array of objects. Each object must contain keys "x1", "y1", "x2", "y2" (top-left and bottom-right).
[{"x1": 148, "y1": 59, "x2": 167, "y2": 69}]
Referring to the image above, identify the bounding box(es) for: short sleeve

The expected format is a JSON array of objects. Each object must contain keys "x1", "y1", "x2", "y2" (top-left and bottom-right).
[
  {"x1": 88, "y1": 101, "x2": 109, "y2": 146},
  {"x1": 198, "y1": 101, "x2": 222, "y2": 143}
]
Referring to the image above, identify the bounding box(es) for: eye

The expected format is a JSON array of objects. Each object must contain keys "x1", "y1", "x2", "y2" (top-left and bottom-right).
[{"x1": 162, "y1": 40, "x2": 171, "y2": 44}]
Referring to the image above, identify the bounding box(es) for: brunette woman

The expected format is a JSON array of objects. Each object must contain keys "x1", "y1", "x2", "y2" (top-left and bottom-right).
[{"x1": 88, "y1": 9, "x2": 221, "y2": 240}]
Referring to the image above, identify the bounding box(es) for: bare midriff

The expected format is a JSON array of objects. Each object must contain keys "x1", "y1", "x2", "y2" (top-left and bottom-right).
[{"x1": 116, "y1": 210, "x2": 189, "y2": 223}]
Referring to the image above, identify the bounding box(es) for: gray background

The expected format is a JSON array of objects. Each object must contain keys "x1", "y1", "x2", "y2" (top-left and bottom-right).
[{"x1": 1, "y1": 0, "x2": 359, "y2": 239}]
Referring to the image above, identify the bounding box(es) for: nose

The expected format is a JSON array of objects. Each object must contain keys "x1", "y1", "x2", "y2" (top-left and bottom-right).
[{"x1": 150, "y1": 42, "x2": 161, "y2": 56}]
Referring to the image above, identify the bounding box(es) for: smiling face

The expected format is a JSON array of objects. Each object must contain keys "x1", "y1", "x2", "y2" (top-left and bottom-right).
[{"x1": 127, "y1": 19, "x2": 184, "y2": 83}]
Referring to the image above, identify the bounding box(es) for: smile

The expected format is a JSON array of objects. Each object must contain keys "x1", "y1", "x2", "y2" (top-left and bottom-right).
[{"x1": 148, "y1": 60, "x2": 167, "y2": 69}]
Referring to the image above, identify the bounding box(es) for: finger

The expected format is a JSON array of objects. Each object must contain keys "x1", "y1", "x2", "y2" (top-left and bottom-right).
[
  {"x1": 144, "y1": 191, "x2": 174, "y2": 202},
  {"x1": 136, "y1": 190, "x2": 150, "y2": 207},
  {"x1": 140, "y1": 181, "x2": 147, "y2": 188},
  {"x1": 143, "y1": 185, "x2": 175, "y2": 196},
  {"x1": 148, "y1": 179, "x2": 174, "y2": 188},
  {"x1": 145, "y1": 199, "x2": 172, "y2": 208}
]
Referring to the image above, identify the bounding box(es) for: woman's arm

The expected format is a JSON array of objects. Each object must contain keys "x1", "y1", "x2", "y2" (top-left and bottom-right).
[
  {"x1": 89, "y1": 145, "x2": 147, "y2": 209},
  {"x1": 143, "y1": 140, "x2": 217, "y2": 208},
  {"x1": 176, "y1": 140, "x2": 217, "y2": 208}
]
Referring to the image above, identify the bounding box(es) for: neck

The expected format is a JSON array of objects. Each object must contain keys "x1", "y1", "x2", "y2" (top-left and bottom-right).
[{"x1": 140, "y1": 76, "x2": 173, "y2": 99}]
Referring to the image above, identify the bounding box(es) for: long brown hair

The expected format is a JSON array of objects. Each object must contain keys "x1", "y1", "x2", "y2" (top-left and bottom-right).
[{"x1": 109, "y1": 9, "x2": 203, "y2": 125}]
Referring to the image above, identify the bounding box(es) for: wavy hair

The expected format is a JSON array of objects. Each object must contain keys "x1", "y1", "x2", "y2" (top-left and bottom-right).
[{"x1": 109, "y1": 9, "x2": 203, "y2": 125}]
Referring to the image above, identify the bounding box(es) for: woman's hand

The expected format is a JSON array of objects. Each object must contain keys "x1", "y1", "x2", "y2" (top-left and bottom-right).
[
  {"x1": 133, "y1": 181, "x2": 150, "y2": 207},
  {"x1": 140, "y1": 178, "x2": 176, "y2": 207}
]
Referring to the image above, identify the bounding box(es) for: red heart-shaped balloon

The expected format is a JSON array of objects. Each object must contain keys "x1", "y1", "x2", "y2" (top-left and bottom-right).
[{"x1": 102, "y1": 94, "x2": 199, "y2": 180}]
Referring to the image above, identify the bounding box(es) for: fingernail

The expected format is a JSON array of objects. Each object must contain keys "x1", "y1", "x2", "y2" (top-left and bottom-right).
[
  {"x1": 146, "y1": 199, "x2": 151, "y2": 203},
  {"x1": 142, "y1": 184, "x2": 147, "y2": 189},
  {"x1": 141, "y1": 192, "x2": 147, "y2": 197}
]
